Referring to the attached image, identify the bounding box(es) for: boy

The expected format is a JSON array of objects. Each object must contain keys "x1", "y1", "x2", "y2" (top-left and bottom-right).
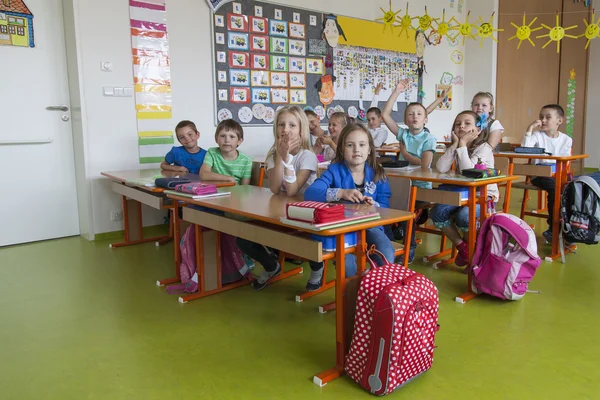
[
  {"x1": 522, "y1": 104, "x2": 572, "y2": 242},
  {"x1": 200, "y1": 119, "x2": 252, "y2": 185},
  {"x1": 161, "y1": 120, "x2": 206, "y2": 174},
  {"x1": 366, "y1": 107, "x2": 389, "y2": 148},
  {"x1": 381, "y1": 80, "x2": 438, "y2": 263},
  {"x1": 304, "y1": 109, "x2": 328, "y2": 151}
]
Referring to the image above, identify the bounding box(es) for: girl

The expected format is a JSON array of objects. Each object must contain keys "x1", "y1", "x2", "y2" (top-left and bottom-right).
[
  {"x1": 237, "y1": 106, "x2": 318, "y2": 291},
  {"x1": 470, "y1": 92, "x2": 504, "y2": 149},
  {"x1": 430, "y1": 111, "x2": 498, "y2": 267},
  {"x1": 314, "y1": 112, "x2": 348, "y2": 161},
  {"x1": 303, "y1": 124, "x2": 395, "y2": 290}
]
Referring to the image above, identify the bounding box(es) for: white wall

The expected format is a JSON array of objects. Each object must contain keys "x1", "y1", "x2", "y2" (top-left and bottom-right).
[
  {"x1": 67, "y1": 0, "x2": 492, "y2": 236},
  {"x1": 584, "y1": 39, "x2": 600, "y2": 169}
]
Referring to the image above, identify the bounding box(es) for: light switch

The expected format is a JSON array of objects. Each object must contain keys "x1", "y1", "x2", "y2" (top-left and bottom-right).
[
  {"x1": 103, "y1": 86, "x2": 114, "y2": 96},
  {"x1": 114, "y1": 87, "x2": 124, "y2": 97},
  {"x1": 123, "y1": 87, "x2": 133, "y2": 97}
]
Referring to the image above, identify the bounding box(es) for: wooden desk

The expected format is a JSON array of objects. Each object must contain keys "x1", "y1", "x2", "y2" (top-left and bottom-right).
[
  {"x1": 166, "y1": 185, "x2": 414, "y2": 387},
  {"x1": 101, "y1": 169, "x2": 234, "y2": 248},
  {"x1": 375, "y1": 148, "x2": 400, "y2": 160},
  {"x1": 384, "y1": 168, "x2": 518, "y2": 303},
  {"x1": 495, "y1": 153, "x2": 589, "y2": 262}
]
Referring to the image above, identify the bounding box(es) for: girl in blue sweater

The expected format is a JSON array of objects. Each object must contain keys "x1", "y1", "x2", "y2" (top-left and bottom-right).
[{"x1": 304, "y1": 123, "x2": 395, "y2": 290}]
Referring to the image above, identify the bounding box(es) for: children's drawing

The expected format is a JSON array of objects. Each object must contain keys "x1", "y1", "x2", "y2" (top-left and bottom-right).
[
  {"x1": 0, "y1": 0, "x2": 35, "y2": 47},
  {"x1": 227, "y1": 13, "x2": 248, "y2": 32},
  {"x1": 440, "y1": 72, "x2": 453, "y2": 85},
  {"x1": 250, "y1": 34, "x2": 268, "y2": 52},
  {"x1": 508, "y1": 13, "x2": 542, "y2": 49},
  {"x1": 252, "y1": 103, "x2": 267, "y2": 119},
  {"x1": 435, "y1": 84, "x2": 452, "y2": 109},
  {"x1": 271, "y1": 89, "x2": 289, "y2": 104},
  {"x1": 229, "y1": 69, "x2": 250, "y2": 86},
  {"x1": 250, "y1": 53, "x2": 269, "y2": 70},
  {"x1": 308, "y1": 39, "x2": 327, "y2": 55},
  {"x1": 228, "y1": 51, "x2": 249, "y2": 68},
  {"x1": 289, "y1": 57, "x2": 306, "y2": 73},
  {"x1": 252, "y1": 89, "x2": 270, "y2": 103},
  {"x1": 452, "y1": 75, "x2": 464, "y2": 85},
  {"x1": 322, "y1": 14, "x2": 347, "y2": 47},
  {"x1": 417, "y1": 6, "x2": 438, "y2": 33},
  {"x1": 475, "y1": 12, "x2": 504, "y2": 47},
  {"x1": 270, "y1": 55, "x2": 288, "y2": 72},
  {"x1": 289, "y1": 23, "x2": 306, "y2": 39},
  {"x1": 396, "y1": 3, "x2": 417, "y2": 39},
  {"x1": 289, "y1": 73, "x2": 306, "y2": 88},
  {"x1": 306, "y1": 58, "x2": 323, "y2": 74},
  {"x1": 269, "y1": 20, "x2": 288, "y2": 37},
  {"x1": 290, "y1": 90, "x2": 307, "y2": 104},
  {"x1": 227, "y1": 32, "x2": 249, "y2": 50},
  {"x1": 250, "y1": 16, "x2": 267, "y2": 34},
  {"x1": 289, "y1": 39, "x2": 306, "y2": 56},
  {"x1": 270, "y1": 72, "x2": 288, "y2": 87},
  {"x1": 581, "y1": 10, "x2": 600, "y2": 49},
  {"x1": 376, "y1": 0, "x2": 401, "y2": 34},
  {"x1": 270, "y1": 37, "x2": 288, "y2": 53},
  {"x1": 536, "y1": 12, "x2": 578, "y2": 53},
  {"x1": 215, "y1": 15, "x2": 225, "y2": 27},
  {"x1": 456, "y1": 11, "x2": 476, "y2": 45},
  {"x1": 451, "y1": 49, "x2": 463, "y2": 64},
  {"x1": 217, "y1": 108, "x2": 233, "y2": 122},
  {"x1": 263, "y1": 107, "x2": 275, "y2": 123},
  {"x1": 230, "y1": 87, "x2": 250, "y2": 103},
  {"x1": 316, "y1": 75, "x2": 336, "y2": 106},
  {"x1": 238, "y1": 106, "x2": 253, "y2": 123},
  {"x1": 251, "y1": 70, "x2": 270, "y2": 86}
]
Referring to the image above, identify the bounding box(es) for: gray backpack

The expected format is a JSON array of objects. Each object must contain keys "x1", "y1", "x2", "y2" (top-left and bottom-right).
[{"x1": 560, "y1": 175, "x2": 600, "y2": 245}]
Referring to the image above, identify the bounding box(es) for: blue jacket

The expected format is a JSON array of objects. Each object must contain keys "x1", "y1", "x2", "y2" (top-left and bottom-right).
[{"x1": 304, "y1": 162, "x2": 391, "y2": 208}]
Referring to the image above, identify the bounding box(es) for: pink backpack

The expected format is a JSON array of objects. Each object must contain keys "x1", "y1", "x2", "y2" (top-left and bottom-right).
[
  {"x1": 470, "y1": 213, "x2": 542, "y2": 300},
  {"x1": 166, "y1": 226, "x2": 248, "y2": 294}
]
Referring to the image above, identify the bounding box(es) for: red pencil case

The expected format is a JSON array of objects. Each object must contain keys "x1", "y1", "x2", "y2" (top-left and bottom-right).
[{"x1": 286, "y1": 201, "x2": 345, "y2": 224}]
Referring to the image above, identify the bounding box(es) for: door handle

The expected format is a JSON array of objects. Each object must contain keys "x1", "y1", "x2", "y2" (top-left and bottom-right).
[{"x1": 46, "y1": 105, "x2": 69, "y2": 112}]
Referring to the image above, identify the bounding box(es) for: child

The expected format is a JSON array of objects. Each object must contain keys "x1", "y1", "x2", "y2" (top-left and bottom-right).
[
  {"x1": 381, "y1": 81, "x2": 438, "y2": 263},
  {"x1": 366, "y1": 107, "x2": 389, "y2": 148},
  {"x1": 315, "y1": 112, "x2": 348, "y2": 161},
  {"x1": 236, "y1": 106, "x2": 318, "y2": 290},
  {"x1": 305, "y1": 109, "x2": 328, "y2": 150},
  {"x1": 200, "y1": 119, "x2": 252, "y2": 185},
  {"x1": 429, "y1": 91, "x2": 505, "y2": 149},
  {"x1": 522, "y1": 104, "x2": 572, "y2": 242},
  {"x1": 303, "y1": 123, "x2": 396, "y2": 289},
  {"x1": 161, "y1": 120, "x2": 206, "y2": 174},
  {"x1": 430, "y1": 111, "x2": 498, "y2": 267}
]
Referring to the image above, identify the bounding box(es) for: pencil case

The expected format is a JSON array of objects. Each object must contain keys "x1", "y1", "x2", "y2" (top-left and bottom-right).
[
  {"x1": 286, "y1": 201, "x2": 345, "y2": 224},
  {"x1": 381, "y1": 160, "x2": 409, "y2": 168},
  {"x1": 174, "y1": 183, "x2": 217, "y2": 195},
  {"x1": 461, "y1": 168, "x2": 501, "y2": 179},
  {"x1": 514, "y1": 146, "x2": 547, "y2": 154},
  {"x1": 155, "y1": 177, "x2": 192, "y2": 189}
]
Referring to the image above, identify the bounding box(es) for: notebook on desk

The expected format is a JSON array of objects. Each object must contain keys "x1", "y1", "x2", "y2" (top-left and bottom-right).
[{"x1": 280, "y1": 206, "x2": 380, "y2": 231}]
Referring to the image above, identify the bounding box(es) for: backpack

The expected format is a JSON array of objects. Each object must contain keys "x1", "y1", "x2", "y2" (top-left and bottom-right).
[
  {"x1": 470, "y1": 213, "x2": 542, "y2": 301},
  {"x1": 166, "y1": 226, "x2": 249, "y2": 295},
  {"x1": 560, "y1": 175, "x2": 600, "y2": 245}
]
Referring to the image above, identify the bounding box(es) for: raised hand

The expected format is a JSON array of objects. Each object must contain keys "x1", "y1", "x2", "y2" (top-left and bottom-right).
[
  {"x1": 393, "y1": 78, "x2": 410, "y2": 94},
  {"x1": 374, "y1": 82, "x2": 384, "y2": 95}
]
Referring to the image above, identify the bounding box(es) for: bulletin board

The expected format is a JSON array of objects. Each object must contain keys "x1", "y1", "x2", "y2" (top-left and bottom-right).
[{"x1": 211, "y1": 0, "x2": 422, "y2": 126}]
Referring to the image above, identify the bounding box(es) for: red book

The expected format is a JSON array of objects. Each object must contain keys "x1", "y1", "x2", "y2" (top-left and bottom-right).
[{"x1": 286, "y1": 201, "x2": 345, "y2": 224}]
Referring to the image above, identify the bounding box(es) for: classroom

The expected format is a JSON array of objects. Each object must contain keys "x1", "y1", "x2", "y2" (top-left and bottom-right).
[{"x1": 1, "y1": 0, "x2": 600, "y2": 398}]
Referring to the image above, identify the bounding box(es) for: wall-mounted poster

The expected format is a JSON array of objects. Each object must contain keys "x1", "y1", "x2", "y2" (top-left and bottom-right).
[
  {"x1": 289, "y1": 23, "x2": 306, "y2": 39},
  {"x1": 230, "y1": 69, "x2": 250, "y2": 86},
  {"x1": 289, "y1": 73, "x2": 306, "y2": 88},
  {"x1": 289, "y1": 57, "x2": 306, "y2": 73},
  {"x1": 288, "y1": 39, "x2": 306, "y2": 56},
  {"x1": 228, "y1": 51, "x2": 249, "y2": 68},
  {"x1": 290, "y1": 89, "x2": 306, "y2": 104},
  {"x1": 271, "y1": 88, "x2": 289, "y2": 104},
  {"x1": 252, "y1": 88, "x2": 270, "y2": 103},
  {"x1": 306, "y1": 58, "x2": 323, "y2": 74},
  {"x1": 250, "y1": 53, "x2": 269, "y2": 70},
  {"x1": 251, "y1": 70, "x2": 270, "y2": 86},
  {"x1": 230, "y1": 87, "x2": 250, "y2": 103},
  {"x1": 270, "y1": 55, "x2": 288, "y2": 72},
  {"x1": 269, "y1": 20, "x2": 288, "y2": 37},
  {"x1": 249, "y1": 16, "x2": 268, "y2": 34},
  {"x1": 227, "y1": 13, "x2": 248, "y2": 31},
  {"x1": 270, "y1": 37, "x2": 288, "y2": 54},
  {"x1": 250, "y1": 34, "x2": 269, "y2": 52},
  {"x1": 228, "y1": 32, "x2": 249, "y2": 50},
  {"x1": 270, "y1": 72, "x2": 288, "y2": 87},
  {"x1": 308, "y1": 39, "x2": 327, "y2": 56}
]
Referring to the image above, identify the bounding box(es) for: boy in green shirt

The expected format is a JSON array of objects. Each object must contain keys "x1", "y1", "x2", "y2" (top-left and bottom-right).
[{"x1": 200, "y1": 119, "x2": 252, "y2": 185}]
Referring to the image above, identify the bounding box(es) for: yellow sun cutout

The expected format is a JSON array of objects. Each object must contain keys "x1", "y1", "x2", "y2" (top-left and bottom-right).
[
  {"x1": 396, "y1": 2, "x2": 418, "y2": 39},
  {"x1": 508, "y1": 12, "x2": 543, "y2": 49},
  {"x1": 536, "y1": 12, "x2": 578, "y2": 53},
  {"x1": 434, "y1": 8, "x2": 460, "y2": 40},
  {"x1": 417, "y1": 6, "x2": 438, "y2": 33},
  {"x1": 455, "y1": 11, "x2": 477, "y2": 45},
  {"x1": 376, "y1": 0, "x2": 402, "y2": 34},
  {"x1": 579, "y1": 10, "x2": 600, "y2": 50},
  {"x1": 476, "y1": 12, "x2": 504, "y2": 47}
]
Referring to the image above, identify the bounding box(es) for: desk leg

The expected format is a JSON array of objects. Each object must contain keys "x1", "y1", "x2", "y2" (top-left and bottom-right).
[
  {"x1": 110, "y1": 196, "x2": 171, "y2": 248},
  {"x1": 314, "y1": 233, "x2": 348, "y2": 386},
  {"x1": 455, "y1": 187, "x2": 479, "y2": 304},
  {"x1": 503, "y1": 162, "x2": 514, "y2": 213},
  {"x1": 157, "y1": 202, "x2": 183, "y2": 286}
]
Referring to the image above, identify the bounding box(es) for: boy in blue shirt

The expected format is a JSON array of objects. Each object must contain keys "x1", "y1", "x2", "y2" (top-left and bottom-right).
[
  {"x1": 380, "y1": 81, "x2": 438, "y2": 263},
  {"x1": 160, "y1": 120, "x2": 207, "y2": 174}
]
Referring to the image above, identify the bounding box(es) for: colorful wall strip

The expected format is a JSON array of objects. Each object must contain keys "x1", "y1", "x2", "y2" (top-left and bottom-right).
[{"x1": 129, "y1": 0, "x2": 174, "y2": 164}]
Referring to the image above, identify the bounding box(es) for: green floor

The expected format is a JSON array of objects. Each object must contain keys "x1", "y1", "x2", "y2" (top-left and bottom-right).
[{"x1": 1, "y1": 218, "x2": 600, "y2": 400}]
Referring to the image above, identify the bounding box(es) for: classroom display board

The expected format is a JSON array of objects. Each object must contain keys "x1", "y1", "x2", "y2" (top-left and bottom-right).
[{"x1": 211, "y1": 0, "x2": 420, "y2": 126}]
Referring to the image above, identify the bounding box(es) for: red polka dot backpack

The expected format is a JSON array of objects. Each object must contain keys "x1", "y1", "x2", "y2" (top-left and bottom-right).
[{"x1": 345, "y1": 248, "x2": 439, "y2": 395}]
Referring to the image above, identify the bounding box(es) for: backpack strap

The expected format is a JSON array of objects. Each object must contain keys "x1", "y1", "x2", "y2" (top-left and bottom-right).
[
  {"x1": 470, "y1": 214, "x2": 495, "y2": 266},
  {"x1": 490, "y1": 214, "x2": 539, "y2": 260}
]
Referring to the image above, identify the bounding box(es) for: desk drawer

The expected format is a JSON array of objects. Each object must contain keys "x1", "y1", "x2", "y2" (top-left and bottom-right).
[
  {"x1": 183, "y1": 208, "x2": 324, "y2": 262},
  {"x1": 512, "y1": 164, "x2": 554, "y2": 177},
  {"x1": 416, "y1": 188, "x2": 464, "y2": 206},
  {"x1": 111, "y1": 181, "x2": 165, "y2": 210}
]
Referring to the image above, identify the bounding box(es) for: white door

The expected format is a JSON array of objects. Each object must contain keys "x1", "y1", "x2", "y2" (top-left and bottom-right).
[{"x1": 0, "y1": 0, "x2": 79, "y2": 246}]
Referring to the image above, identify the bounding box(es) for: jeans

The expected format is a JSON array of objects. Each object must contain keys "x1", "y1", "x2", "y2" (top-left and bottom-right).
[
  {"x1": 430, "y1": 203, "x2": 482, "y2": 231},
  {"x1": 531, "y1": 177, "x2": 556, "y2": 226},
  {"x1": 237, "y1": 227, "x2": 395, "y2": 278}
]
